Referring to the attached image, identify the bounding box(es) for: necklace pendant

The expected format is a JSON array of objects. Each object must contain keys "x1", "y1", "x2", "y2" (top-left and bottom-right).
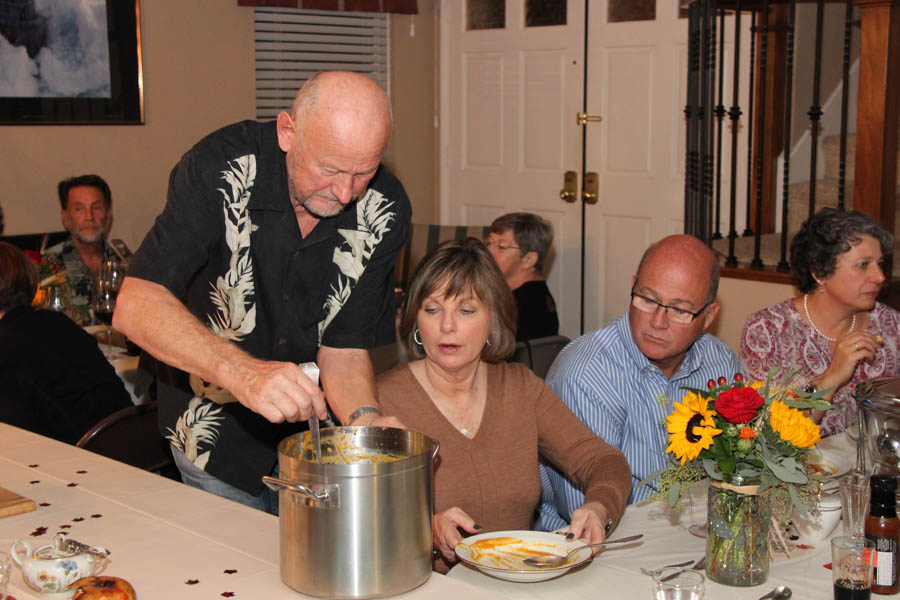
[{"x1": 459, "y1": 427, "x2": 470, "y2": 436}]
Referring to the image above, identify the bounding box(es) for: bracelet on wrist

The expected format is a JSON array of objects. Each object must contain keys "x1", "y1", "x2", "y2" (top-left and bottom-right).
[{"x1": 346, "y1": 406, "x2": 382, "y2": 425}]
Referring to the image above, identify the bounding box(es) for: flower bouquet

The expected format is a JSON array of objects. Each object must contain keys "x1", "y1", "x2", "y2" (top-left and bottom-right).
[{"x1": 647, "y1": 369, "x2": 831, "y2": 587}]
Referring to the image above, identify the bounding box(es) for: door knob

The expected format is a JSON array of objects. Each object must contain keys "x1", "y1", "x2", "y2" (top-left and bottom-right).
[
  {"x1": 560, "y1": 170, "x2": 577, "y2": 203},
  {"x1": 583, "y1": 172, "x2": 599, "y2": 204}
]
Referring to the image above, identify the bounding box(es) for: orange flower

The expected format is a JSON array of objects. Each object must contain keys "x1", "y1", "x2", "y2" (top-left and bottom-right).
[{"x1": 739, "y1": 426, "x2": 757, "y2": 440}]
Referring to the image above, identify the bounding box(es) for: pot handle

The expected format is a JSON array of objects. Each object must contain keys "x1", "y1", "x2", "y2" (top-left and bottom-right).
[
  {"x1": 431, "y1": 440, "x2": 440, "y2": 461},
  {"x1": 262, "y1": 476, "x2": 340, "y2": 509}
]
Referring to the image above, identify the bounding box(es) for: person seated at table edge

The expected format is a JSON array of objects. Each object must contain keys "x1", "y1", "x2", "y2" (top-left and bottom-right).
[
  {"x1": 0, "y1": 242, "x2": 132, "y2": 445},
  {"x1": 485, "y1": 212, "x2": 559, "y2": 341},
  {"x1": 538, "y1": 234, "x2": 742, "y2": 529},
  {"x1": 44, "y1": 174, "x2": 120, "y2": 326},
  {"x1": 376, "y1": 238, "x2": 631, "y2": 573},
  {"x1": 740, "y1": 208, "x2": 898, "y2": 437},
  {"x1": 113, "y1": 71, "x2": 410, "y2": 514}
]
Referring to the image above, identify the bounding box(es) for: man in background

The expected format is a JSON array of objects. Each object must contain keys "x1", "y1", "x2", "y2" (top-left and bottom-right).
[
  {"x1": 45, "y1": 174, "x2": 118, "y2": 325},
  {"x1": 539, "y1": 235, "x2": 742, "y2": 529},
  {"x1": 486, "y1": 212, "x2": 559, "y2": 341}
]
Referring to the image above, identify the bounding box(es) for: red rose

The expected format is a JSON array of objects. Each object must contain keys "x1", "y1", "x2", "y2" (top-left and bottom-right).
[{"x1": 714, "y1": 387, "x2": 764, "y2": 423}]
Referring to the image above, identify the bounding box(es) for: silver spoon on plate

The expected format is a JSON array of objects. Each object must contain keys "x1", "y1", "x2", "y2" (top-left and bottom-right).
[{"x1": 522, "y1": 534, "x2": 643, "y2": 567}]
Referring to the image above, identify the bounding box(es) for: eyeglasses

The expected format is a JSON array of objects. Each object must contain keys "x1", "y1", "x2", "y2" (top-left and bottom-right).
[
  {"x1": 484, "y1": 238, "x2": 520, "y2": 251},
  {"x1": 630, "y1": 286, "x2": 711, "y2": 325}
]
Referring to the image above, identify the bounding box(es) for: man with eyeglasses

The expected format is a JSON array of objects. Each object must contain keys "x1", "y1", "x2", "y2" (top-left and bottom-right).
[{"x1": 537, "y1": 235, "x2": 742, "y2": 530}]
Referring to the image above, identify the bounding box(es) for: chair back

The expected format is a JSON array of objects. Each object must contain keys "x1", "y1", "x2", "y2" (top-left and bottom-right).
[
  {"x1": 0, "y1": 231, "x2": 69, "y2": 252},
  {"x1": 76, "y1": 403, "x2": 176, "y2": 477},
  {"x1": 508, "y1": 335, "x2": 571, "y2": 379}
]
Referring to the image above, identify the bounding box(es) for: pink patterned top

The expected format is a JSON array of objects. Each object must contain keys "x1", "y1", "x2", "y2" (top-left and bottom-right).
[{"x1": 740, "y1": 299, "x2": 900, "y2": 437}]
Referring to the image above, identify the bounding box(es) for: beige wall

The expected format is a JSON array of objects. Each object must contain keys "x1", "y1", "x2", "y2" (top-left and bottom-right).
[
  {"x1": 387, "y1": 0, "x2": 439, "y2": 225},
  {"x1": 1, "y1": 0, "x2": 256, "y2": 250},
  {"x1": 1, "y1": 1, "x2": 439, "y2": 249},
  {"x1": 708, "y1": 277, "x2": 797, "y2": 353}
]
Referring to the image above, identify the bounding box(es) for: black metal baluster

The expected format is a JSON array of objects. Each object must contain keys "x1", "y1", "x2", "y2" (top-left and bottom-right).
[
  {"x1": 705, "y1": 0, "x2": 718, "y2": 243},
  {"x1": 837, "y1": 0, "x2": 853, "y2": 210},
  {"x1": 807, "y1": 0, "x2": 825, "y2": 216},
  {"x1": 726, "y1": 3, "x2": 743, "y2": 268},
  {"x1": 743, "y1": 10, "x2": 756, "y2": 237},
  {"x1": 713, "y1": 9, "x2": 727, "y2": 241},
  {"x1": 698, "y1": 0, "x2": 712, "y2": 241},
  {"x1": 752, "y1": 0, "x2": 769, "y2": 269},
  {"x1": 684, "y1": 1, "x2": 702, "y2": 235},
  {"x1": 778, "y1": 0, "x2": 796, "y2": 273}
]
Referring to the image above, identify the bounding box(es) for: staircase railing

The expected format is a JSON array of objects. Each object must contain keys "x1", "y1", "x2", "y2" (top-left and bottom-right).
[{"x1": 684, "y1": 0, "x2": 898, "y2": 280}]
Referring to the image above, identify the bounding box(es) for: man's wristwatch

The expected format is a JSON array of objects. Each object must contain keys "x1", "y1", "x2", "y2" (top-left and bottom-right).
[{"x1": 804, "y1": 381, "x2": 818, "y2": 395}]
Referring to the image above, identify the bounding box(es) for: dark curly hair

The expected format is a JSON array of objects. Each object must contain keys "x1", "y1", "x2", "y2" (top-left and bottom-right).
[{"x1": 790, "y1": 208, "x2": 893, "y2": 293}]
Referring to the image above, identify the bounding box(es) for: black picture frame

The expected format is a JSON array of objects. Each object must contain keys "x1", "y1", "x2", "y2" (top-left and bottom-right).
[{"x1": 0, "y1": 0, "x2": 144, "y2": 125}]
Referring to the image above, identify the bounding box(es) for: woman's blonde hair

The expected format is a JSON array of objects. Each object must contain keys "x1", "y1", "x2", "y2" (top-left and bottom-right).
[{"x1": 399, "y1": 238, "x2": 517, "y2": 361}]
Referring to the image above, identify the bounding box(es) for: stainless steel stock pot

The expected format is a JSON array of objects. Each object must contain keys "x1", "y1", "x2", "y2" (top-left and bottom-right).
[{"x1": 263, "y1": 426, "x2": 438, "y2": 599}]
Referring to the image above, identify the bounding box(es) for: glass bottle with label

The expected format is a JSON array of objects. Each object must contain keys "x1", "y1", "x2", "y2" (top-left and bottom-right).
[{"x1": 866, "y1": 475, "x2": 899, "y2": 595}]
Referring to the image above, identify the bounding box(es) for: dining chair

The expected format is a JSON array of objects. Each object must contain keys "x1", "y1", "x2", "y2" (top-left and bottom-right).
[
  {"x1": 76, "y1": 402, "x2": 180, "y2": 481},
  {"x1": 507, "y1": 335, "x2": 571, "y2": 379}
]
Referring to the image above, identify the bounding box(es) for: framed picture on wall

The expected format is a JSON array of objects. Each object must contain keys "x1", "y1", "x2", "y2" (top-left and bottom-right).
[{"x1": 0, "y1": 0, "x2": 143, "y2": 125}]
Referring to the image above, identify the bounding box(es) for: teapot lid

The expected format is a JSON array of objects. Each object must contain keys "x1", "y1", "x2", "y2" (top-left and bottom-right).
[{"x1": 856, "y1": 377, "x2": 900, "y2": 406}]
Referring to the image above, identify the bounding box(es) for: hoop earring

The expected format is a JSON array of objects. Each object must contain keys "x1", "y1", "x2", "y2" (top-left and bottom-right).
[
  {"x1": 414, "y1": 328, "x2": 423, "y2": 345},
  {"x1": 485, "y1": 338, "x2": 492, "y2": 347}
]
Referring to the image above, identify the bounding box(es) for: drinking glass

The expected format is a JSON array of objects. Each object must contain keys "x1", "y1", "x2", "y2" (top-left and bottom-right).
[
  {"x1": 41, "y1": 283, "x2": 73, "y2": 317},
  {"x1": 0, "y1": 551, "x2": 9, "y2": 600},
  {"x1": 840, "y1": 473, "x2": 871, "y2": 537},
  {"x1": 831, "y1": 536, "x2": 875, "y2": 600},
  {"x1": 651, "y1": 568, "x2": 705, "y2": 600},
  {"x1": 99, "y1": 257, "x2": 125, "y2": 295},
  {"x1": 92, "y1": 276, "x2": 116, "y2": 358}
]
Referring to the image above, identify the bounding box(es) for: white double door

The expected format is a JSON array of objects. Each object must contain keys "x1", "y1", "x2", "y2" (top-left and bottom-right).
[{"x1": 441, "y1": 1, "x2": 744, "y2": 336}]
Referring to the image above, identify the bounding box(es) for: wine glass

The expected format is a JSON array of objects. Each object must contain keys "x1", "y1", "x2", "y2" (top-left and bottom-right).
[
  {"x1": 92, "y1": 275, "x2": 116, "y2": 358},
  {"x1": 99, "y1": 257, "x2": 125, "y2": 295},
  {"x1": 41, "y1": 283, "x2": 73, "y2": 318}
]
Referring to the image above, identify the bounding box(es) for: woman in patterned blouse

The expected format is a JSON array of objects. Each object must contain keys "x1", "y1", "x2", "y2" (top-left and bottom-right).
[{"x1": 740, "y1": 208, "x2": 899, "y2": 437}]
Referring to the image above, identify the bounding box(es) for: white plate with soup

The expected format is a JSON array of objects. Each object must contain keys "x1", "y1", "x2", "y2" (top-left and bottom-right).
[{"x1": 455, "y1": 530, "x2": 591, "y2": 583}]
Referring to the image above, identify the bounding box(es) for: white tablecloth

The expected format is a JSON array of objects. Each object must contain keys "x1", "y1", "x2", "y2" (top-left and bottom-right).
[
  {"x1": 448, "y1": 434, "x2": 863, "y2": 600},
  {"x1": 0, "y1": 425, "x2": 504, "y2": 600}
]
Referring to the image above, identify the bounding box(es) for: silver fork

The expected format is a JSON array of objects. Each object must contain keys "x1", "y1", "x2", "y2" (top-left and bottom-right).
[
  {"x1": 658, "y1": 556, "x2": 707, "y2": 582},
  {"x1": 639, "y1": 559, "x2": 693, "y2": 577}
]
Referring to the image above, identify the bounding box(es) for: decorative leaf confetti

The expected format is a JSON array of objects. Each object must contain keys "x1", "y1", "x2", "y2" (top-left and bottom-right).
[
  {"x1": 67, "y1": 483, "x2": 78, "y2": 487},
  {"x1": 29, "y1": 480, "x2": 39, "y2": 484},
  {"x1": 73, "y1": 517, "x2": 85, "y2": 522},
  {"x1": 28, "y1": 464, "x2": 39, "y2": 468},
  {"x1": 76, "y1": 470, "x2": 88, "y2": 474},
  {"x1": 223, "y1": 569, "x2": 237, "y2": 574},
  {"x1": 39, "y1": 502, "x2": 50, "y2": 507},
  {"x1": 59, "y1": 525, "x2": 72, "y2": 529},
  {"x1": 185, "y1": 580, "x2": 199, "y2": 585},
  {"x1": 221, "y1": 593, "x2": 235, "y2": 597},
  {"x1": 30, "y1": 526, "x2": 47, "y2": 537},
  {"x1": 91, "y1": 514, "x2": 103, "y2": 519}
]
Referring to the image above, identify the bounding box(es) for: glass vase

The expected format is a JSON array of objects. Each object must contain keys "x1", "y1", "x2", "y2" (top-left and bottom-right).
[{"x1": 706, "y1": 478, "x2": 770, "y2": 587}]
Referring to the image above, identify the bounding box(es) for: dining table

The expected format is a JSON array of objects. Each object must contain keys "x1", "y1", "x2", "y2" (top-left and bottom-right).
[
  {"x1": 0, "y1": 423, "x2": 504, "y2": 600},
  {"x1": 448, "y1": 432, "x2": 859, "y2": 600}
]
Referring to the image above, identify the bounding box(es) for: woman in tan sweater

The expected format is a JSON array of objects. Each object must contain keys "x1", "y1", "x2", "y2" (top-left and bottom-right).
[{"x1": 377, "y1": 238, "x2": 631, "y2": 572}]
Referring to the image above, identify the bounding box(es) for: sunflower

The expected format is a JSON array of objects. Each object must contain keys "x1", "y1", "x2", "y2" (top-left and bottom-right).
[
  {"x1": 665, "y1": 391, "x2": 723, "y2": 464},
  {"x1": 769, "y1": 399, "x2": 820, "y2": 448}
]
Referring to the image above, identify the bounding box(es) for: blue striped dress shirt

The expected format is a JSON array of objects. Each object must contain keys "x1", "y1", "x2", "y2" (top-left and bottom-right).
[{"x1": 537, "y1": 313, "x2": 742, "y2": 532}]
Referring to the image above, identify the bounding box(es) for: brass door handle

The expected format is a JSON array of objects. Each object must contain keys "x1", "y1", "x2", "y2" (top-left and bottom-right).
[
  {"x1": 560, "y1": 170, "x2": 577, "y2": 203},
  {"x1": 583, "y1": 172, "x2": 599, "y2": 205},
  {"x1": 577, "y1": 112, "x2": 602, "y2": 126}
]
